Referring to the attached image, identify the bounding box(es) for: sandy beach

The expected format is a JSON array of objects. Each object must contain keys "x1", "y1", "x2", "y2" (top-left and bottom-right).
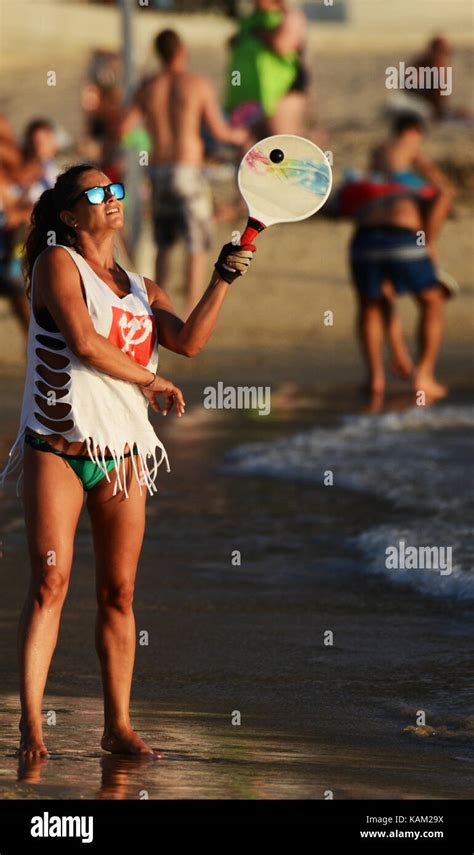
[
  {"x1": 0, "y1": 1, "x2": 473, "y2": 802},
  {"x1": 1, "y1": 373, "x2": 474, "y2": 799},
  {"x1": 0, "y1": 11, "x2": 473, "y2": 366}
]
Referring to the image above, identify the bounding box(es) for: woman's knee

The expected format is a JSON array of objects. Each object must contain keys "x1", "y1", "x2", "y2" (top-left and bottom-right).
[
  {"x1": 97, "y1": 580, "x2": 135, "y2": 613},
  {"x1": 30, "y1": 564, "x2": 70, "y2": 609}
]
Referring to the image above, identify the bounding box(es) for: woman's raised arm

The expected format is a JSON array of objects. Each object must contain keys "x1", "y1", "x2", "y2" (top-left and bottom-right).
[{"x1": 148, "y1": 243, "x2": 256, "y2": 357}]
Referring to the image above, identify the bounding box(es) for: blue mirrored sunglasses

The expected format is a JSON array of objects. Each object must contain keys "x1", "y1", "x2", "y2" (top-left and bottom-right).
[{"x1": 71, "y1": 182, "x2": 125, "y2": 206}]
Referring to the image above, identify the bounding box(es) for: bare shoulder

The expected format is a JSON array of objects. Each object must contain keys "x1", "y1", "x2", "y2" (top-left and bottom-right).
[
  {"x1": 181, "y1": 71, "x2": 213, "y2": 93},
  {"x1": 138, "y1": 72, "x2": 161, "y2": 94},
  {"x1": 143, "y1": 276, "x2": 177, "y2": 309},
  {"x1": 33, "y1": 246, "x2": 83, "y2": 311},
  {"x1": 143, "y1": 276, "x2": 169, "y2": 306},
  {"x1": 35, "y1": 245, "x2": 79, "y2": 280},
  {"x1": 136, "y1": 73, "x2": 162, "y2": 105},
  {"x1": 143, "y1": 276, "x2": 159, "y2": 301}
]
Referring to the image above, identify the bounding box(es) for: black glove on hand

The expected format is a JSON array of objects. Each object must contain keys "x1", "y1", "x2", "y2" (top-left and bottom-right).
[{"x1": 214, "y1": 242, "x2": 256, "y2": 284}]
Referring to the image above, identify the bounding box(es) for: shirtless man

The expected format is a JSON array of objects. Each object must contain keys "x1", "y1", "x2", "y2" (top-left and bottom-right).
[{"x1": 122, "y1": 30, "x2": 248, "y2": 314}]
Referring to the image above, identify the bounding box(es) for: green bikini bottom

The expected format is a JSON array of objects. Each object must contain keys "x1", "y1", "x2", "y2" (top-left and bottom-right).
[{"x1": 24, "y1": 434, "x2": 139, "y2": 491}]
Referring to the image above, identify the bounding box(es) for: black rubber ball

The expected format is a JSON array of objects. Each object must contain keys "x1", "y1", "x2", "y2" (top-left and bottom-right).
[{"x1": 269, "y1": 148, "x2": 284, "y2": 163}]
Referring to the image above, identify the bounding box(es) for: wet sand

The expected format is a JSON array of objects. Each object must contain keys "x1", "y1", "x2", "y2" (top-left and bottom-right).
[
  {"x1": 1, "y1": 695, "x2": 473, "y2": 800},
  {"x1": 1, "y1": 373, "x2": 473, "y2": 799}
]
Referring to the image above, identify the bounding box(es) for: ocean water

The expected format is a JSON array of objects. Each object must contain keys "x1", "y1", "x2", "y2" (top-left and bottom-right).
[{"x1": 221, "y1": 404, "x2": 474, "y2": 602}]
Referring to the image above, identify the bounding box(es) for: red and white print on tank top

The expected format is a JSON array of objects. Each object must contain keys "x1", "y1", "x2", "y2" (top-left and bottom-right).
[{"x1": 107, "y1": 306, "x2": 157, "y2": 366}]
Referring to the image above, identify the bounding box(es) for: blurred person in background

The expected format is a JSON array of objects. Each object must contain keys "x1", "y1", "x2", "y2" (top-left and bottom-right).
[
  {"x1": 0, "y1": 176, "x2": 31, "y2": 334},
  {"x1": 370, "y1": 113, "x2": 456, "y2": 265},
  {"x1": 21, "y1": 119, "x2": 60, "y2": 203},
  {"x1": 226, "y1": 0, "x2": 309, "y2": 137},
  {"x1": 80, "y1": 50, "x2": 123, "y2": 180},
  {"x1": 0, "y1": 118, "x2": 61, "y2": 339},
  {"x1": 407, "y1": 35, "x2": 473, "y2": 121},
  {"x1": 346, "y1": 188, "x2": 452, "y2": 404},
  {"x1": 121, "y1": 29, "x2": 248, "y2": 316},
  {"x1": 0, "y1": 118, "x2": 31, "y2": 335},
  {"x1": 0, "y1": 115, "x2": 21, "y2": 173},
  {"x1": 333, "y1": 110, "x2": 457, "y2": 403}
]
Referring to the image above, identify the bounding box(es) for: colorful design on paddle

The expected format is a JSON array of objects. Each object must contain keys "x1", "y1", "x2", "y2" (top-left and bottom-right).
[
  {"x1": 238, "y1": 134, "x2": 333, "y2": 245},
  {"x1": 246, "y1": 147, "x2": 331, "y2": 198}
]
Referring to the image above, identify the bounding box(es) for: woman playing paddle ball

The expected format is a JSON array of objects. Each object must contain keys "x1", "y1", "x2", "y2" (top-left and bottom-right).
[{"x1": 0, "y1": 163, "x2": 255, "y2": 757}]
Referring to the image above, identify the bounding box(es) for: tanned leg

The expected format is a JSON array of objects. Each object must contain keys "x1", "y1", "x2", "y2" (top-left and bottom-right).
[
  {"x1": 413, "y1": 286, "x2": 448, "y2": 400},
  {"x1": 357, "y1": 295, "x2": 386, "y2": 396},
  {"x1": 380, "y1": 281, "x2": 414, "y2": 379},
  {"x1": 17, "y1": 446, "x2": 84, "y2": 757},
  {"x1": 86, "y1": 457, "x2": 161, "y2": 756}
]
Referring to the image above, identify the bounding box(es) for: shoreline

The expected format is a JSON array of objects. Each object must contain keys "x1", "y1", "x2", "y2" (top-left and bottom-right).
[{"x1": 0, "y1": 384, "x2": 473, "y2": 799}]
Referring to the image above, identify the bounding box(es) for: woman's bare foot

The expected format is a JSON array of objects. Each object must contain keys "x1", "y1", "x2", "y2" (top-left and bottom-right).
[
  {"x1": 101, "y1": 726, "x2": 164, "y2": 757},
  {"x1": 413, "y1": 371, "x2": 449, "y2": 400},
  {"x1": 16, "y1": 718, "x2": 48, "y2": 757}
]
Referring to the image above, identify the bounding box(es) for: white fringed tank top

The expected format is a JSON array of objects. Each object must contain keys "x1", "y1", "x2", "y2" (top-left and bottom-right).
[{"x1": 0, "y1": 245, "x2": 170, "y2": 498}]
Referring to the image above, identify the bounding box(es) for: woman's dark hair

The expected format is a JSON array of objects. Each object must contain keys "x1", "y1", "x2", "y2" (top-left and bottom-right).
[{"x1": 23, "y1": 162, "x2": 99, "y2": 299}]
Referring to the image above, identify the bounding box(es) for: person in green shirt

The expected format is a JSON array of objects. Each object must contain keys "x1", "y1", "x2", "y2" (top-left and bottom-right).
[{"x1": 226, "y1": 0, "x2": 309, "y2": 137}]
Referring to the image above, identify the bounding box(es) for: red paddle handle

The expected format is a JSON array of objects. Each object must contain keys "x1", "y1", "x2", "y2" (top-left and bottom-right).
[{"x1": 240, "y1": 217, "x2": 266, "y2": 245}]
